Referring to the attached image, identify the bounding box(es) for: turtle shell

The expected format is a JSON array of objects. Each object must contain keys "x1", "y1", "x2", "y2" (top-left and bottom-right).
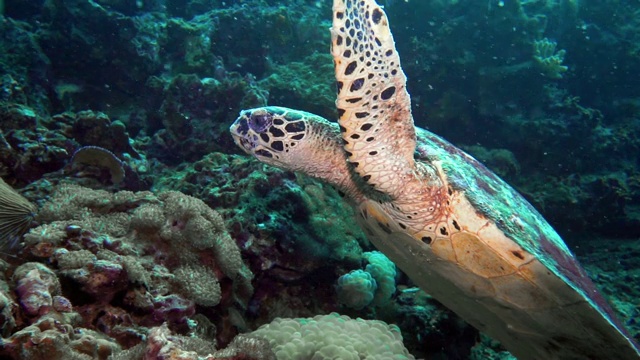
[{"x1": 357, "y1": 126, "x2": 640, "y2": 358}]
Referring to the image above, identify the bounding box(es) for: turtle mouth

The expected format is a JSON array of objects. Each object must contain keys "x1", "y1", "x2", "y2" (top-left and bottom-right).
[{"x1": 229, "y1": 117, "x2": 255, "y2": 153}]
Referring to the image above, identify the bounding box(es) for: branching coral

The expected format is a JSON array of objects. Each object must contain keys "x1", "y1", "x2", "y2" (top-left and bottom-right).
[{"x1": 533, "y1": 38, "x2": 568, "y2": 79}]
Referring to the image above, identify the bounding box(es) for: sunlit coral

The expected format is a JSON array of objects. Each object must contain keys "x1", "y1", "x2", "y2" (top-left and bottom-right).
[{"x1": 533, "y1": 38, "x2": 568, "y2": 79}]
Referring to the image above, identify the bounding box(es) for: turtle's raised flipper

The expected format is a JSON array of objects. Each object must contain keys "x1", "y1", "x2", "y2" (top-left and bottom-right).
[{"x1": 331, "y1": 0, "x2": 416, "y2": 198}]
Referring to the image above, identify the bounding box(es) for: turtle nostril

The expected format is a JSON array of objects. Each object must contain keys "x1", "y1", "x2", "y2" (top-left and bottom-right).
[{"x1": 249, "y1": 113, "x2": 273, "y2": 133}]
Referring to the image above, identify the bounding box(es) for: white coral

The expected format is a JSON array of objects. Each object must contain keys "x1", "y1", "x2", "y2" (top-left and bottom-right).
[
  {"x1": 248, "y1": 313, "x2": 415, "y2": 360},
  {"x1": 336, "y1": 269, "x2": 377, "y2": 309}
]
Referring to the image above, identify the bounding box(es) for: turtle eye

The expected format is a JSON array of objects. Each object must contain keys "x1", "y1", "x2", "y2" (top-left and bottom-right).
[{"x1": 249, "y1": 113, "x2": 273, "y2": 133}]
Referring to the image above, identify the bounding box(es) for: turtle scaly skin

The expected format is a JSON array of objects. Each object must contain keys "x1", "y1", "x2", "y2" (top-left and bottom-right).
[{"x1": 230, "y1": 0, "x2": 640, "y2": 358}]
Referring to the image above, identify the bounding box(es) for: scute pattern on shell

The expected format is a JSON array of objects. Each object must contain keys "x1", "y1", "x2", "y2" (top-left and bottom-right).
[{"x1": 414, "y1": 128, "x2": 625, "y2": 332}]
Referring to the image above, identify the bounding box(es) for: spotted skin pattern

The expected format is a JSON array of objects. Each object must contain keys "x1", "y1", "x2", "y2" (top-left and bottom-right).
[
  {"x1": 231, "y1": 107, "x2": 366, "y2": 201},
  {"x1": 332, "y1": 0, "x2": 416, "y2": 200},
  {"x1": 230, "y1": 0, "x2": 640, "y2": 358}
]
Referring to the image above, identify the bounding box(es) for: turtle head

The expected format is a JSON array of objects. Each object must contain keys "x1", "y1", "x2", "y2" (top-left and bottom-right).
[
  {"x1": 230, "y1": 106, "x2": 364, "y2": 199},
  {"x1": 230, "y1": 107, "x2": 311, "y2": 169}
]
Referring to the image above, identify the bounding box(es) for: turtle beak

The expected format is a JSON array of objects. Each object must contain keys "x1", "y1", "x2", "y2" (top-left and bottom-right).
[{"x1": 229, "y1": 112, "x2": 255, "y2": 154}]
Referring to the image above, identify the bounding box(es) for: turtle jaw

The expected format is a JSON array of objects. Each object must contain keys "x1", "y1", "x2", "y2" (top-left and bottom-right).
[{"x1": 229, "y1": 115, "x2": 254, "y2": 154}]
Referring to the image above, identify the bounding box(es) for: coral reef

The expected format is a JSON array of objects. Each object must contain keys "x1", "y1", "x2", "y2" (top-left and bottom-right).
[
  {"x1": 147, "y1": 73, "x2": 268, "y2": 164},
  {"x1": 0, "y1": 18, "x2": 51, "y2": 116},
  {"x1": 0, "y1": 0, "x2": 638, "y2": 358},
  {"x1": 0, "y1": 107, "x2": 147, "y2": 191},
  {"x1": 65, "y1": 111, "x2": 140, "y2": 159},
  {"x1": 0, "y1": 185, "x2": 255, "y2": 358},
  {"x1": 31, "y1": 185, "x2": 254, "y2": 307},
  {"x1": 111, "y1": 322, "x2": 275, "y2": 360},
  {"x1": 13, "y1": 262, "x2": 60, "y2": 317},
  {"x1": 260, "y1": 53, "x2": 336, "y2": 120},
  {"x1": 575, "y1": 238, "x2": 640, "y2": 342},
  {"x1": 1, "y1": 0, "x2": 638, "y2": 237},
  {"x1": 2, "y1": 316, "x2": 120, "y2": 359},
  {"x1": 363, "y1": 252, "x2": 397, "y2": 307}
]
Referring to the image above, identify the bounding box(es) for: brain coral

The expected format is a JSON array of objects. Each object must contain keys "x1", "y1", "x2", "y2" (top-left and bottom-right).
[
  {"x1": 30, "y1": 185, "x2": 253, "y2": 308},
  {"x1": 247, "y1": 313, "x2": 415, "y2": 360},
  {"x1": 13, "y1": 184, "x2": 254, "y2": 357}
]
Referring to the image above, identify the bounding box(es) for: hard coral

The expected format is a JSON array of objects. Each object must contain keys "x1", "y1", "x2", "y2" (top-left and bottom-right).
[
  {"x1": 13, "y1": 262, "x2": 61, "y2": 317},
  {"x1": 533, "y1": 38, "x2": 568, "y2": 79},
  {"x1": 1, "y1": 316, "x2": 120, "y2": 360},
  {"x1": 336, "y1": 270, "x2": 376, "y2": 310},
  {"x1": 247, "y1": 313, "x2": 415, "y2": 360},
  {"x1": 70, "y1": 146, "x2": 126, "y2": 185},
  {"x1": 28, "y1": 186, "x2": 253, "y2": 308},
  {"x1": 130, "y1": 323, "x2": 274, "y2": 360},
  {"x1": 173, "y1": 265, "x2": 222, "y2": 307},
  {"x1": 66, "y1": 111, "x2": 140, "y2": 159},
  {"x1": 335, "y1": 251, "x2": 397, "y2": 310},
  {"x1": 363, "y1": 251, "x2": 397, "y2": 307},
  {"x1": 8, "y1": 184, "x2": 254, "y2": 356},
  {"x1": 149, "y1": 73, "x2": 267, "y2": 164},
  {"x1": 136, "y1": 190, "x2": 254, "y2": 306},
  {"x1": 0, "y1": 288, "x2": 17, "y2": 336}
]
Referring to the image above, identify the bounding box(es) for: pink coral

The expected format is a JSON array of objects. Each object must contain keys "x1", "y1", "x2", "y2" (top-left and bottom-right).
[
  {"x1": 151, "y1": 294, "x2": 195, "y2": 325},
  {"x1": 13, "y1": 263, "x2": 60, "y2": 317}
]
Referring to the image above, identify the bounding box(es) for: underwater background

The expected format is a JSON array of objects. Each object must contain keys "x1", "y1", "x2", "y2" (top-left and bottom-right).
[{"x1": 0, "y1": 0, "x2": 638, "y2": 359}]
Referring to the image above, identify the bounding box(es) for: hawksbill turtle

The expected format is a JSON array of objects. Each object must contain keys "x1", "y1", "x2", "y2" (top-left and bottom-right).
[{"x1": 230, "y1": 0, "x2": 640, "y2": 358}]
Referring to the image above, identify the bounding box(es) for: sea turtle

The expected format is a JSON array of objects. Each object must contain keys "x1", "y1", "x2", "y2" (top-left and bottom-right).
[{"x1": 229, "y1": 0, "x2": 640, "y2": 358}]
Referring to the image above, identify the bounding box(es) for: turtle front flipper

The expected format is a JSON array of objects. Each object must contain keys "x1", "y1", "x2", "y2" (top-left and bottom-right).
[{"x1": 331, "y1": 0, "x2": 416, "y2": 199}]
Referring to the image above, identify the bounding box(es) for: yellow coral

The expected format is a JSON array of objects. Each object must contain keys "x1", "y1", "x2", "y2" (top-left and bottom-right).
[{"x1": 533, "y1": 38, "x2": 568, "y2": 79}]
